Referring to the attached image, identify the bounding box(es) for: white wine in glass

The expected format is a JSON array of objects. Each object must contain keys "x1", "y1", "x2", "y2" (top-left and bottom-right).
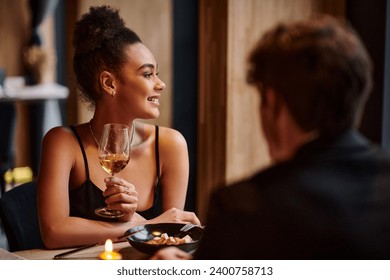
[{"x1": 95, "y1": 123, "x2": 130, "y2": 218}]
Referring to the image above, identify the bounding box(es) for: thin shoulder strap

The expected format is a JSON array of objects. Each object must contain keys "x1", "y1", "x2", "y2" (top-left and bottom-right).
[
  {"x1": 70, "y1": 125, "x2": 90, "y2": 179},
  {"x1": 155, "y1": 125, "x2": 161, "y2": 181}
]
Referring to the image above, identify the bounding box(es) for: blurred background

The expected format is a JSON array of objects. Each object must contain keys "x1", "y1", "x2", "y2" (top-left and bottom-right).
[{"x1": 0, "y1": 0, "x2": 389, "y2": 222}]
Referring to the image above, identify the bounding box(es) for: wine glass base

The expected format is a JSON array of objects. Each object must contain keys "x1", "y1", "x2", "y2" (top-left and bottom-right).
[{"x1": 95, "y1": 207, "x2": 125, "y2": 218}]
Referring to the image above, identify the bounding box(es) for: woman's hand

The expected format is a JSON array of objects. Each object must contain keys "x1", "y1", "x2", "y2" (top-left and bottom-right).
[
  {"x1": 103, "y1": 176, "x2": 138, "y2": 221},
  {"x1": 152, "y1": 207, "x2": 201, "y2": 225}
]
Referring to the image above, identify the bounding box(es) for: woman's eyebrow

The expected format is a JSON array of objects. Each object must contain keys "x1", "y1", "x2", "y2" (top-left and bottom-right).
[{"x1": 137, "y1": 63, "x2": 155, "y2": 70}]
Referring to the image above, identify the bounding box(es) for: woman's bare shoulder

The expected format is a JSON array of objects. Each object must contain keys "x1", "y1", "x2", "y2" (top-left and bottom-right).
[
  {"x1": 43, "y1": 125, "x2": 72, "y2": 140},
  {"x1": 158, "y1": 126, "x2": 187, "y2": 147},
  {"x1": 42, "y1": 125, "x2": 79, "y2": 148},
  {"x1": 138, "y1": 122, "x2": 187, "y2": 147},
  {"x1": 40, "y1": 125, "x2": 81, "y2": 168}
]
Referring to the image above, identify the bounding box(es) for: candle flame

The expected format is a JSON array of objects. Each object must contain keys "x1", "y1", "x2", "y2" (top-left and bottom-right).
[{"x1": 104, "y1": 239, "x2": 113, "y2": 252}]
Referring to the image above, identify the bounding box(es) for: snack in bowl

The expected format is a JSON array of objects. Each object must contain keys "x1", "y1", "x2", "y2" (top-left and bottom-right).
[
  {"x1": 124, "y1": 223, "x2": 204, "y2": 255},
  {"x1": 145, "y1": 233, "x2": 193, "y2": 245}
]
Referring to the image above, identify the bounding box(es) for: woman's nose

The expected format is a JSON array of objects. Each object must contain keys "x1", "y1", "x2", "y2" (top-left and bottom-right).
[{"x1": 155, "y1": 77, "x2": 166, "y2": 90}]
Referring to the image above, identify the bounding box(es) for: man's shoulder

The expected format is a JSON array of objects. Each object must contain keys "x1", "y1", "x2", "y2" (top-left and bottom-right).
[
  {"x1": 212, "y1": 166, "x2": 291, "y2": 207},
  {"x1": 217, "y1": 162, "x2": 297, "y2": 193}
]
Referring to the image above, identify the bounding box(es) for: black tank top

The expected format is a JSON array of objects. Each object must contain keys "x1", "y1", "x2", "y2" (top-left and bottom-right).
[{"x1": 69, "y1": 125, "x2": 162, "y2": 221}]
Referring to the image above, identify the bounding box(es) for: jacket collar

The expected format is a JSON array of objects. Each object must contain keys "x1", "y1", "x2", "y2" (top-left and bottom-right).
[{"x1": 292, "y1": 129, "x2": 370, "y2": 161}]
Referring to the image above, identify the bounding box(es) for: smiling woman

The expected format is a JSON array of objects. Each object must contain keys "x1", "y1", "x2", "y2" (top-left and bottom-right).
[{"x1": 37, "y1": 5, "x2": 200, "y2": 249}]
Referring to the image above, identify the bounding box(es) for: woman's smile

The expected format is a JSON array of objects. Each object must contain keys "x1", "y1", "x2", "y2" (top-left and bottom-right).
[{"x1": 147, "y1": 95, "x2": 160, "y2": 105}]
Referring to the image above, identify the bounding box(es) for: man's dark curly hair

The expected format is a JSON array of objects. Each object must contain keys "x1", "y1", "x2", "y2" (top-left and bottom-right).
[
  {"x1": 247, "y1": 15, "x2": 372, "y2": 137},
  {"x1": 73, "y1": 5, "x2": 142, "y2": 108}
]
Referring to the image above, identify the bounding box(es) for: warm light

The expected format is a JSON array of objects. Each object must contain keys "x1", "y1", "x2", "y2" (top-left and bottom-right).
[
  {"x1": 99, "y1": 239, "x2": 122, "y2": 260},
  {"x1": 105, "y1": 239, "x2": 113, "y2": 252}
]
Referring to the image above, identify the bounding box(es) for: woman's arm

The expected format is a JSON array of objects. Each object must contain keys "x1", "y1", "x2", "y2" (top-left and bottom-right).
[
  {"x1": 158, "y1": 127, "x2": 190, "y2": 211},
  {"x1": 37, "y1": 127, "x2": 145, "y2": 249},
  {"x1": 144, "y1": 127, "x2": 201, "y2": 225}
]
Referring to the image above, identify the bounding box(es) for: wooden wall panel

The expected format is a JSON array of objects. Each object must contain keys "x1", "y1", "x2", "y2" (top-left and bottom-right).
[{"x1": 198, "y1": 0, "x2": 229, "y2": 220}]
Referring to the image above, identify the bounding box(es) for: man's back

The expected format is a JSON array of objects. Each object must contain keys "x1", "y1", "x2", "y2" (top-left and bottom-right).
[{"x1": 195, "y1": 130, "x2": 390, "y2": 259}]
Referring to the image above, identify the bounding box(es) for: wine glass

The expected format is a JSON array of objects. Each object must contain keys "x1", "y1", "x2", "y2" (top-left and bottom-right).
[{"x1": 95, "y1": 123, "x2": 130, "y2": 218}]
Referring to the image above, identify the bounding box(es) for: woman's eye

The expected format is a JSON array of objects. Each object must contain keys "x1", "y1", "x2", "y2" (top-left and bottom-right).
[{"x1": 144, "y1": 73, "x2": 152, "y2": 78}]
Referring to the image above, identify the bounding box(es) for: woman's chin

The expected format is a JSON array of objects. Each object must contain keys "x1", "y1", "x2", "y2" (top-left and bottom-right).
[{"x1": 143, "y1": 111, "x2": 160, "y2": 120}]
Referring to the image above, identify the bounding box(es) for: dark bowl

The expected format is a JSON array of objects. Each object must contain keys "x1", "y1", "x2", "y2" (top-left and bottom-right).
[{"x1": 124, "y1": 223, "x2": 204, "y2": 255}]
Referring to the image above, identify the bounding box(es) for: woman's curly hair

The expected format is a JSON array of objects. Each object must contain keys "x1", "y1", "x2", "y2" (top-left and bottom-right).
[{"x1": 73, "y1": 5, "x2": 142, "y2": 108}]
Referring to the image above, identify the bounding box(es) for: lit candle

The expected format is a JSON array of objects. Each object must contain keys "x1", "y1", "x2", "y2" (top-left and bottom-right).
[{"x1": 99, "y1": 239, "x2": 122, "y2": 260}]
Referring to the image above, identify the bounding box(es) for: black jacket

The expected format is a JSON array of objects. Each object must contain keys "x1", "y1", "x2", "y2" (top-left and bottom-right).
[{"x1": 195, "y1": 130, "x2": 390, "y2": 259}]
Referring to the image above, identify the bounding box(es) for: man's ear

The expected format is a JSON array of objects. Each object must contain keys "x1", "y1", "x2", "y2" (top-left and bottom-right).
[
  {"x1": 263, "y1": 87, "x2": 283, "y2": 118},
  {"x1": 100, "y1": 71, "x2": 116, "y2": 97}
]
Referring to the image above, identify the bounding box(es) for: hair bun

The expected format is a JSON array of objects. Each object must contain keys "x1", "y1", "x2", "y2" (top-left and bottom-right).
[{"x1": 73, "y1": 5, "x2": 126, "y2": 54}]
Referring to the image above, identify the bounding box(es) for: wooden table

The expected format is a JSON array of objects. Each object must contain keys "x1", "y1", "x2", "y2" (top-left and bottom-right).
[
  {"x1": 9, "y1": 241, "x2": 150, "y2": 260},
  {"x1": 0, "y1": 248, "x2": 24, "y2": 259}
]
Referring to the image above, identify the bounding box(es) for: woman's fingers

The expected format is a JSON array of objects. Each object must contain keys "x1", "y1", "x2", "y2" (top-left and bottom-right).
[
  {"x1": 105, "y1": 193, "x2": 138, "y2": 214},
  {"x1": 177, "y1": 210, "x2": 201, "y2": 225},
  {"x1": 186, "y1": 211, "x2": 201, "y2": 225},
  {"x1": 105, "y1": 190, "x2": 138, "y2": 204},
  {"x1": 156, "y1": 208, "x2": 202, "y2": 225},
  {"x1": 103, "y1": 177, "x2": 136, "y2": 197},
  {"x1": 103, "y1": 176, "x2": 138, "y2": 215}
]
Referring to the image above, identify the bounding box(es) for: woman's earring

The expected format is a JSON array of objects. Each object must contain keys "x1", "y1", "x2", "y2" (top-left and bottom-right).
[{"x1": 111, "y1": 91, "x2": 115, "y2": 97}]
